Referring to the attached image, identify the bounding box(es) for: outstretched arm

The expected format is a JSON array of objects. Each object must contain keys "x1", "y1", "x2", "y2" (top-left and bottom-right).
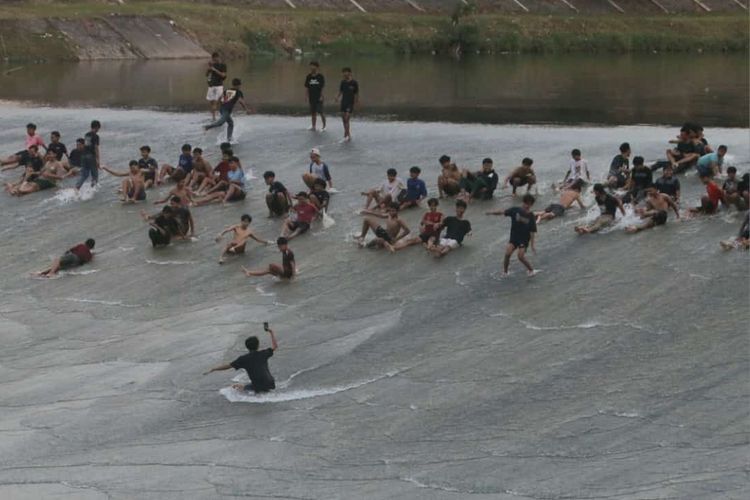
[
  {"x1": 248, "y1": 231, "x2": 270, "y2": 245},
  {"x1": 486, "y1": 208, "x2": 506, "y2": 216},
  {"x1": 268, "y1": 328, "x2": 278, "y2": 351},
  {"x1": 203, "y1": 363, "x2": 232, "y2": 375},
  {"x1": 668, "y1": 196, "x2": 680, "y2": 219},
  {"x1": 102, "y1": 166, "x2": 127, "y2": 177},
  {"x1": 576, "y1": 194, "x2": 586, "y2": 209},
  {"x1": 215, "y1": 225, "x2": 235, "y2": 241}
]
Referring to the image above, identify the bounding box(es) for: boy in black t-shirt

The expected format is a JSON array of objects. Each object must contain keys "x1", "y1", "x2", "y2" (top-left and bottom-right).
[
  {"x1": 429, "y1": 200, "x2": 472, "y2": 257},
  {"x1": 46, "y1": 131, "x2": 68, "y2": 163},
  {"x1": 487, "y1": 194, "x2": 538, "y2": 277},
  {"x1": 204, "y1": 325, "x2": 279, "y2": 394},
  {"x1": 204, "y1": 78, "x2": 252, "y2": 143},
  {"x1": 242, "y1": 237, "x2": 296, "y2": 281},
  {"x1": 336, "y1": 67, "x2": 359, "y2": 142},
  {"x1": 206, "y1": 52, "x2": 227, "y2": 121},
  {"x1": 263, "y1": 170, "x2": 292, "y2": 216},
  {"x1": 305, "y1": 61, "x2": 326, "y2": 131},
  {"x1": 75, "y1": 120, "x2": 101, "y2": 190}
]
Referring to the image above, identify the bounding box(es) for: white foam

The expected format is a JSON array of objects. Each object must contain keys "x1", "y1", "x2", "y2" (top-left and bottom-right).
[
  {"x1": 254, "y1": 285, "x2": 276, "y2": 297},
  {"x1": 146, "y1": 259, "x2": 196, "y2": 265},
  {"x1": 63, "y1": 298, "x2": 143, "y2": 308},
  {"x1": 51, "y1": 185, "x2": 99, "y2": 204},
  {"x1": 220, "y1": 370, "x2": 399, "y2": 403},
  {"x1": 64, "y1": 269, "x2": 99, "y2": 276},
  {"x1": 519, "y1": 320, "x2": 617, "y2": 331},
  {"x1": 401, "y1": 477, "x2": 460, "y2": 493}
]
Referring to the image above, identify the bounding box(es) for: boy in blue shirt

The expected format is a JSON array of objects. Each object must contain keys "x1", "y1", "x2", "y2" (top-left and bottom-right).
[
  {"x1": 158, "y1": 144, "x2": 194, "y2": 185},
  {"x1": 400, "y1": 166, "x2": 427, "y2": 209}
]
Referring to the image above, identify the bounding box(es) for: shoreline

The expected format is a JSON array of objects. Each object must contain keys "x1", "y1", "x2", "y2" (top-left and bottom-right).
[{"x1": 0, "y1": 3, "x2": 747, "y2": 62}]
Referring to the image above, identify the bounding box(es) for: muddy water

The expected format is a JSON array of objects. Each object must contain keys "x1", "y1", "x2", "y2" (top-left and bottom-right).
[{"x1": 1, "y1": 53, "x2": 747, "y2": 126}]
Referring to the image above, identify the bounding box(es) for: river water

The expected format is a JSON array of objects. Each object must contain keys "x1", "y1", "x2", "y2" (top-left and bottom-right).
[
  {"x1": 0, "y1": 54, "x2": 748, "y2": 499},
  {"x1": 1, "y1": 53, "x2": 748, "y2": 126}
]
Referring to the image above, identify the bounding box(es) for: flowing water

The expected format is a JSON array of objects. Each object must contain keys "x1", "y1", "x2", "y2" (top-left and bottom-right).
[{"x1": 0, "y1": 53, "x2": 748, "y2": 499}]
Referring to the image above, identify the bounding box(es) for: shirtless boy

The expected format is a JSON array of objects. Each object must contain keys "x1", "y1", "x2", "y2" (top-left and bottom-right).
[
  {"x1": 535, "y1": 179, "x2": 586, "y2": 223},
  {"x1": 504, "y1": 158, "x2": 536, "y2": 196},
  {"x1": 356, "y1": 202, "x2": 410, "y2": 252},
  {"x1": 625, "y1": 188, "x2": 680, "y2": 233},
  {"x1": 103, "y1": 161, "x2": 146, "y2": 203},
  {"x1": 437, "y1": 155, "x2": 461, "y2": 198},
  {"x1": 215, "y1": 214, "x2": 272, "y2": 264}
]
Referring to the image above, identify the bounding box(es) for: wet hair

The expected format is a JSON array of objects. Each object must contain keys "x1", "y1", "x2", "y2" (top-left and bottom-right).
[
  {"x1": 521, "y1": 157, "x2": 533, "y2": 166},
  {"x1": 409, "y1": 166, "x2": 421, "y2": 174},
  {"x1": 633, "y1": 156, "x2": 644, "y2": 166},
  {"x1": 170, "y1": 196, "x2": 181, "y2": 204},
  {"x1": 162, "y1": 206, "x2": 174, "y2": 215},
  {"x1": 263, "y1": 170, "x2": 275, "y2": 179},
  {"x1": 51, "y1": 131, "x2": 60, "y2": 138},
  {"x1": 727, "y1": 166, "x2": 737, "y2": 174},
  {"x1": 570, "y1": 178, "x2": 585, "y2": 191},
  {"x1": 388, "y1": 202, "x2": 400, "y2": 211},
  {"x1": 296, "y1": 191, "x2": 309, "y2": 198},
  {"x1": 129, "y1": 160, "x2": 138, "y2": 167},
  {"x1": 26, "y1": 123, "x2": 36, "y2": 129},
  {"x1": 181, "y1": 143, "x2": 192, "y2": 152},
  {"x1": 220, "y1": 142, "x2": 232, "y2": 151},
  {"x1": 313, "y1": 178, "x2": 326, "y2": 188},
  {"x1": 427, "y1": 197, "x2": 439, "y2": 207},
  {"x1": 85, "y1": 238, "x2": 95, "y2": 248},
  {"x1": 522, "y1": 193, "x2": 535, "y2": 205},
  {"x1": 223, "y1": 149, "x2": 233, "y2": 157},
  {"x1": 386, "y1": 168, "x2": 397, "y2": 176},
  {"x1": 277, "y1": 237, "x2": 288, "y2": 246},
  {"x1": 192, "y1": 147, "x2": 203, "y2": 154},
  {"x1": 455, "y1": 199, "x2": 467, "y2": 209},
  {"x1": 232, "y1": 78, "x2": 241, "y2": 86},
  {"x1": 140, "y1": 145, "x2": 151, "y2": 153},
  {"x1": 212, "y1": 51, "x2": 220, "y2": 58},
  {"x1": 439, "y1": 155, "x2": 450, "y2": 164},
  {"x1": 571, "y1": 148, "x2": 581, "y2": 157},
  {"x1": 229, "y1": 156, "x2": 240, "y2": 164},
  {"x1": 91, "y1": 120, "x2": 101, "y2": 129},
  {"x1": 482, "y1": 158, "x2": 493, "y2": 165},
  {"x1": 28, "y1": 145, "x2": 38, "y2": 151},
  {"x1": 342, "y1": 67, "x2": 352, "y2": 73},
  {"x1": 718, "y1": 144, "x2": 728, "y2": 152},
  {"x1": 664, "y1": 163, "x2": 673, "y2": 171},
  {"x1": 76, "y1": 138, "x2": 85, "y2": 144},
  {"x1": 245, "y1": 336, "x2": 259, "y2": 351},
  {"x1": 680, "y1": 123, "x2": 692, "y2": 133},
  {"x1": 619, "y1": 142, "x2": 630, "y2": 153},
  {"x1": 241, "y1": 214, "x2": 252, "y2": 223},
  {"x1": 593, "y1": 183, "x2": 605, "y2": 194},
  {"x1": 310, "y1": 61, "x2": 319, "y2": 67}
]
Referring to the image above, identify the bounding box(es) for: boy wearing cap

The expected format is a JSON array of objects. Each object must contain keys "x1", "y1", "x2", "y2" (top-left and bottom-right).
[{"x1": 303, "y1": 148, "x2": 332, "y2": 189}]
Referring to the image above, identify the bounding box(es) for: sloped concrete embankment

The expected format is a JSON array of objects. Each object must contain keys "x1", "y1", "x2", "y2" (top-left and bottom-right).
[{"x1": 0, "y1": 15, "x2": 208, "y2": 62}]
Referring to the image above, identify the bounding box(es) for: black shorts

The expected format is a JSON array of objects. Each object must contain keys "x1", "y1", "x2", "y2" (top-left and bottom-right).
[
  {"x1": 309, "y1": 99, "x2": 324, "y2": 114},
  {"x1": 243, "y1": 383, "x2": 274, "y2": 394},
  {"x1": 289, "y1": 221, "x2": 310, "y2": 234},
  {"x1": 143, "y1": 170, "x2": 156, "y2": 182},
  {"x1": 545, "y1": 203, "x2": 565, "y2": 217},
  {"x1": 509, "y1": 238, "x2": 530, "y2": 249},
  {"x1": 149, "y1": 228, "x2": 171, "y2": 247},
  {"x1": 59, "y1": 251, "x2": 81, "y2": 270},
  {"x1": 375, "y1": 226, "x2": 393, "y2": 243},
  {"x1": 610, "y1": 172, "x2": 627, "y2": 188},
  {"x1": 419, "y1": 232, "x2": 436, "y2": 244},
  {"x1": 340, "y1": 101, "x2": 354, "y2": 114},
  {"x1": 227, "y1": 189, "x2": 246, "y2": 202},
  {"x1": 653, "y1": 210, "x2": 668, "y2": 226}
]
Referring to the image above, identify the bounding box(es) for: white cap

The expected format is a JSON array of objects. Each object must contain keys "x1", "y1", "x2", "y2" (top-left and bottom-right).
[{"x1": 310, "y1": 148, "x2": 321, "y2": 156}]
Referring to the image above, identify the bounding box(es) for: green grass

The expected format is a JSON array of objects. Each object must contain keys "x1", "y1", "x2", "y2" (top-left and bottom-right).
[{"x1": 0, "y1": 1, "x2": 746, "y2": 61}]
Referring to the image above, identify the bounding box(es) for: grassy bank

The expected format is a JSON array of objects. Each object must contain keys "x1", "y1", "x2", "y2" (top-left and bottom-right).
[{"x1": 0, "y1": 1, "x2": 747, "y2": 61}]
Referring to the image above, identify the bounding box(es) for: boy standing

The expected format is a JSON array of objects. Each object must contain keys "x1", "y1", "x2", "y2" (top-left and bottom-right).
[
  {"x1": 75, "y1": 120, "x2": 101, "y2": 190},
  {"x1": 487, "y1": 194, "x2": 538, "y2": 277},
  {"x1": 336, "y1": 67, "x2": 359, "y2": 142},
  {"x1": 206, "y1": 52, "x2": 227, "y2": 121},
  {"x1": 305, "y1": 61, "x2": 326, "y2": 131}
]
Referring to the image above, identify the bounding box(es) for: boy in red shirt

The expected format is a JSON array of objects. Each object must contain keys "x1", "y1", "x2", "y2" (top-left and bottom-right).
[
  {"x1": 35, "y1": 239, "x2": 95, "y2": 277},
  {"x1": 393, "y1": 197, "x2": 444, "y2": 250},
  {"x1": 690, "y1": 174, "x2": 724, "y2": 215},
  {"x1": 282, "y1": 192, "x2": 319, "y2": 240}
]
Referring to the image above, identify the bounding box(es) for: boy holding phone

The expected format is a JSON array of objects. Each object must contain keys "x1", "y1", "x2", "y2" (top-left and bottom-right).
[{"x1": 204, "y1": 324, "x2": 278, "y2": 394}]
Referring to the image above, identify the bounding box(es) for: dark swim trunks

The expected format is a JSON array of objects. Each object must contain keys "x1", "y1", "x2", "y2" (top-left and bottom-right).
[
  {"x1": 227, "y1": 189, "x2": 246, "y2": 202},
  {"x1": 374, "y1": 226, "x2": 393, "y2": 243},
  {"x1": 34, "y1": 178, "x2": 56, "y2": 190},
  {"x1": 288, "y1": 221, "x2": 310, "y2": 234},
  {"x1": 419, "y1": 232, "x2": 436, "y2": 244},
  {"x1": 149, "y1": 228, "x2": 171, "y2": 247},
  {"x1": 128, "y1": 188, "x2": 146, "y2": 201},
  {"x1": 243, "y1": 383, "x2": 272, "y2": 394},
  {"x1": 309, "y1": 100, "x2": 324, "y2": 114},
  {"x1": 544, "y1": 203, "x2": 565, "y2": 217},
  {"x1": 653, "y1": 210, "x2": 668, "y2": 226},
  {"x1": 509, "y1": 237, "x2": 530, "y2": 249},
  {"x1": 58, "y1": 251, "x2": 81, "y2": 270}
]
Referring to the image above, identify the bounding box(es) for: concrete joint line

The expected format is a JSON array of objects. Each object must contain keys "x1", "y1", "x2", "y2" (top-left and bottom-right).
[
  {"x1": 559, "y1": 0, "x2": 579, "y2": 12},
  {"x1": 607, "y1": 0, "x2": 625, "y2": 13},
  {"x1": 349, "y1": 0, "x2": 367, "y2": 13},
  {"x1": 512, "y1": 0, "x2": 530, "y2": 13}
]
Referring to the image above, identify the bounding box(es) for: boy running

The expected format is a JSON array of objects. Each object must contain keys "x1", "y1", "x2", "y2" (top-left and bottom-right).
[
  {"x1": 487, "y1": 194, "x2": 538, "y2": 276},
  {"x1": 204, "y1": 78, "x2": 252, "y2": 143}
]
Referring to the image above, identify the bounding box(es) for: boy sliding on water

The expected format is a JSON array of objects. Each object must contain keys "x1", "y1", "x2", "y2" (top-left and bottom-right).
[
  {"x1": 215, "y1": 214, "x2": 272, "y2": 264},
  {"x1": 393, "y1": 197, "x2": 443, "y2": 251},
  {"x1": 487, "y1": 194, "x2": 538, "y2": 277},
  {"x1": 35, "y1": 239, "x2": 95, "y2": 277},
  {"x1": 103, "y1": 161, "x2": 146, "y2": 203},
  {"x1": 357, "y1": 202, "x2": 410, "y2": 252},
  {"x1": 428, "y1": 199, "x2": 472, "y2": 258},
  {"x1": 625, "y1": 188, "x2": 680, "y2": 233},
  {"x1": 204, "y1": 324, "x2": 278, "y2": 394},
  {"x1": 242, "y1": 237, "x2": 296, "y2": 280},
  {"x1": 282, "y1": 192, "x2": 319, "y2": 240}
]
